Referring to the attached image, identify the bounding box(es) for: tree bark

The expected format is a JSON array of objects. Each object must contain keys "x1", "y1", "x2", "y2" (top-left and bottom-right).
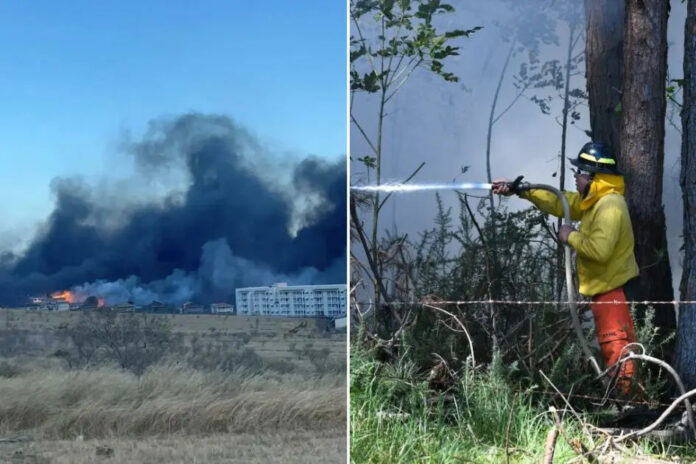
[
  {"x1": 621, "y1": 0, "x2": 675, "y2": 347},
  {"x1": 584, "y1": 0, "x2": 624, "y2": 157},
  {"x1": 677, "y1": 0, "x2": 696, "y2": 390}
]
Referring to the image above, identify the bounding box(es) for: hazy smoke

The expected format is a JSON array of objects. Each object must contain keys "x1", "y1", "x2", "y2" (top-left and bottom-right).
[
  {"x1": 0, "y1": 113, "x2": 345, "y2": 305},
  {"x1": 350, "y1": 0, "x2": 687, "y2": 291}
]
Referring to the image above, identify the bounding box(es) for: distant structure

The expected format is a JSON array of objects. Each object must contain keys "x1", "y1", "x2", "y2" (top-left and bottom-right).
[
  {"x1": 29, "y1": 296, "x2": 69, "y2": 311},
  {"x1": 112, "y1": 302, "x2": 136, "y2": 312},
  {"x1": 334, "y1": 316, "x2": 347, "y2": 331},
  {"x1": 142, "y1": 301, "x2": 175, "y2": 314},
  {"x1": 236, "y1": 283, "x2": 346, "y2": 317},
  {"x1": 180, "y1": 302, "x2": 206, "y2": 314},
  {"x1": 54, "y1": 302, "x2": 70, "y2": 311},
  {"x1": 210, "y1": 302, "x2": 235, "y2": 314}
]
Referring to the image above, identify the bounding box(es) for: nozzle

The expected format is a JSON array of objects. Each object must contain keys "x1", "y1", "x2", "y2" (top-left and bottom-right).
[{"x1": 507, "y1": 175, "x2": 530, "y2": 194}]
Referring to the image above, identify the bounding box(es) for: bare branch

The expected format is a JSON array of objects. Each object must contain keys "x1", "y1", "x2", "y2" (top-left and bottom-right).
[
  {"x1": 350, "y1": 113, "x2": 379, "y2": 156},
  {"x1": 422, "y1": 302, "x2": 476, "y2": 367}
]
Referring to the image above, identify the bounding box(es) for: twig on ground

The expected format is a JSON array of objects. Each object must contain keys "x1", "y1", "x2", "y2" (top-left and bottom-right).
[
  {"x1": 539, "y1": 370, "x2": 602, "y2": 449},
  {"x1": 542, "y1": 426, "x2": 559, "y2": 464},
  {"x1": 616, "y1": 387, "x2": 696, "y2": 442},
  {"x1": 550, "y1": 406, "x2": 597, "y2": 462},
  {"x1": 505, "y1": 393, "x2": 518, "y2": 464},
  {"x1": 598, "y1": 349, "x2": 696, "y2": 436}
]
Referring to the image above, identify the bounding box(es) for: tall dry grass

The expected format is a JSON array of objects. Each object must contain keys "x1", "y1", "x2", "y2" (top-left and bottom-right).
[{"x1": 0, "y1": 360, "x2": 345, "y2": 439}]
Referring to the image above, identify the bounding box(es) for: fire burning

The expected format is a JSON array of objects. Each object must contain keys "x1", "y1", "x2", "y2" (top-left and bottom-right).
[
  {"x1": 49, "y1": 290, "x2": 106, "y2": 307},
  {"x1": 51, "y1": 290, "x2": 74, "y2": 303}
]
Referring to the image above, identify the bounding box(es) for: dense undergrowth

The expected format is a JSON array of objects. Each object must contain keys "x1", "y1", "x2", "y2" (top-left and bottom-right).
[{"x1": 350, "y1": 348, "x2": 696, "y2": 463}]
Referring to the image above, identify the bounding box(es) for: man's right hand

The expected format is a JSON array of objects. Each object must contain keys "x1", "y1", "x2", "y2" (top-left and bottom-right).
[{"x1": 492, "y1": 178, "x2": 514, "y2": 196}]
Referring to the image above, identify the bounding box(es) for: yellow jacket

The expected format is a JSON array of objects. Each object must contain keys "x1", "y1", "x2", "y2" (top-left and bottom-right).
[{"x1": 520, "y1": 182, "x2": 639, "y2": 297}]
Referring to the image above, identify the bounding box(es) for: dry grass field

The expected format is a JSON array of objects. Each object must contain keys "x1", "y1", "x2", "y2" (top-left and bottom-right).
[
  {"x1": 1, "y1": 431, "x2": 345, "y2": 464},
  {"x1": 0, "y1": 309, "x2": 346, "y2": 463},
  {"x1": 0, "y1": 309, "x2": 346, "y2": 372}
]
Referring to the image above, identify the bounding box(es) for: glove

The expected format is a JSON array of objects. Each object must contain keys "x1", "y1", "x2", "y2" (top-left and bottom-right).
[{"x1": 558, "y1": 225, "x2": 574, "y2": 244}]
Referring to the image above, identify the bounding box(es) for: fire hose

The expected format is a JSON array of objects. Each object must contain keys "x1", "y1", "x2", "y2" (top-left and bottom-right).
[
  {"x1": 505, "y1": 175, "x2": 603, "y2": 376},
  {"x1": 506, "y1": 177, "x2": 694, "y2": 438},
  {"x1": 352, "y1": 176, "x2": 696, "y2": 438},
  {"x1": 352, "y1": 175, "x2": 603, "y2": 375}
]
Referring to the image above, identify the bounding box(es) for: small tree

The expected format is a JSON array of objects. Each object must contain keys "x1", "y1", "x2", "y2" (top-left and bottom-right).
[
  {"x1": 67, "y1": 311, "x2": 173, "y2": 375},
  {"x1": 522, "y1": 0, "x2": 587, "y2": 300},
  {"x1": 476, "y1": 1, "x2": 558, "y2": 352},
  {"x1": 350, "y1": 0, "x2": 480, "y2": 314}
]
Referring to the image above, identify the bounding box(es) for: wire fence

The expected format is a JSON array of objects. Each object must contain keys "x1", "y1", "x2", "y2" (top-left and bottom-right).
[
  {"x1": 506, "y1": 388, "x2": 675, "y2": 408},
  {"x1": 352, "y1": 299, "x2": 693, "y2": 306}
]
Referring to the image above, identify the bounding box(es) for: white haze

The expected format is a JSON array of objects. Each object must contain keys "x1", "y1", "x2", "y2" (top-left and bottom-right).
[{"x1": 350, "y1": 0, "x2": 687, "y2": 293}]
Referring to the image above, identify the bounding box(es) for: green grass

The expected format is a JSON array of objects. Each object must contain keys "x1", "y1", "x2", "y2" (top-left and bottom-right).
[{"x1": 350, "y1": 349, "x2": 696, "y2": 463}]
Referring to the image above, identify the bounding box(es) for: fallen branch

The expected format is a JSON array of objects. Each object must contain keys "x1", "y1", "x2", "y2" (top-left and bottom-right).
[
  {"x1": 549, "y1": 407, "x2": 597, "y2": 463},
  {"x1": 616, "y1": 387, "x2": 696, "y2": 443},
  {"x1": 597, "y1": 349, "x2": 696, "y2": 436},
  {"x1": 505, "y1": 393, "x2": 518, "y2": 464},
  {"x1": 542, "y1": 426, "x2": 559, "y2": 464},
  {"x1": 539, "y1": 370, "x2": 601, "y2": 449}
]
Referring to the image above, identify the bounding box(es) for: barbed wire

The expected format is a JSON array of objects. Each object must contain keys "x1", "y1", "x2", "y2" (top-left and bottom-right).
[
  {"x1": 352, "y1": 299, "x2": 694, "y2": 306},
  {"x1": 515, "y1": 389, "x2": 673, "y2": 409},
  {"x1": 430, "y1": 380, "x2": 672, "y2": 408}
]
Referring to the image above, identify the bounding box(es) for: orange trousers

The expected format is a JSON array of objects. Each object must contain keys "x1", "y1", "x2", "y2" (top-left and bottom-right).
[{"x1": 591, "y1": 287, "x2": 637, "y2": 394}]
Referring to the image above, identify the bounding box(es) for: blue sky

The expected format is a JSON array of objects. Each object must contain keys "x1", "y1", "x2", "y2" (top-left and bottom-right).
[{"x1": 0, "y1": 1, "x2": 346, "y2": 243}]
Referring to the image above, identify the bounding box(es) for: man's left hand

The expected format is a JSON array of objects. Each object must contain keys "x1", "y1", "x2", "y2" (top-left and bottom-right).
[{"x1": 558, "y1": 225, "x2": 575, "y2": 244}]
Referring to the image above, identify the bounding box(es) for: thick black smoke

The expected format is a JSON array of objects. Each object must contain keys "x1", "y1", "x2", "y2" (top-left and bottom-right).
[{"x1": 0, "y1": 114, "x2": 346, "y2": 305}]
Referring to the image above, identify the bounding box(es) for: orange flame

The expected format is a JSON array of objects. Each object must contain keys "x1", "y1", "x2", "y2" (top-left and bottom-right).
[
  {"x1": 51, "y1": 290, "x2": 74, "y2": 303},
  {"x1": 97, "y1": 298, "x2": 106, "y2": 308}
]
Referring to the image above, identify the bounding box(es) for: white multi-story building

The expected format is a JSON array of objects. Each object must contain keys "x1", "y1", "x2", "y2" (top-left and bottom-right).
[{"x1": 235, "y1": 283, "x2": 346, "y2": 317}]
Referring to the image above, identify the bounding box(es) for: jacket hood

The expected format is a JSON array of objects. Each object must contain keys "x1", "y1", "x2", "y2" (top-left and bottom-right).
[{"x1": 580, "y1": 173, "x2": 625, "y2": 211}]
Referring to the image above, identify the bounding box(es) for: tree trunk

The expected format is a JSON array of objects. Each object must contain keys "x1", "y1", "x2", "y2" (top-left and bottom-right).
[
  {"x1": 584, "y1": 0, "x2": 624, "y2": 157},
  {"x1": 677, "y1": 0, "x2": 696, "y2": 390},
  {"x1": 621, "y1": 0, "x2": 675, "y2": 350}
]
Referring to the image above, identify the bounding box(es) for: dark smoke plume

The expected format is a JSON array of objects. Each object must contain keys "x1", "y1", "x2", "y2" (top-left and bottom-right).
[{"x1": 0, "y1": 113, "x2": 346, "y2": 305}]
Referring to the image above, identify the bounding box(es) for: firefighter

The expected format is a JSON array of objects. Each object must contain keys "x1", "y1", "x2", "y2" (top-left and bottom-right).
[{"x1": 492, "y1": 141, "x2": 639, "y2": 395}]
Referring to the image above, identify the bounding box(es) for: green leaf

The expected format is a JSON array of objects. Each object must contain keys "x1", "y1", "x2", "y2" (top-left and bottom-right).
[
  {"x1": 352, "y1": 0, "x2": 380, "y2": 17},
  {"x1": 351, "y1": 45, "x2": 367, "y2": 62},
  {"x1": 380, "y1": 0, "x2": 396, "y2": 19},
  {"x1": 357, "y1": 156, "x2": 377, "y2": 168},
  {"x1": 362, "y1": 71, "x2": 382, "y2": 92}
]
